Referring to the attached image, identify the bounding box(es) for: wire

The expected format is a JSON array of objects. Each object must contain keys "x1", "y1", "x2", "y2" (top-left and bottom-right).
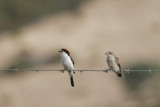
[
  {"x1": 0, "y1": 69, "x2": 159, "y2": 73},
  {"x1": 0, "y1": 69, "x2": 106, "y2": 72}
]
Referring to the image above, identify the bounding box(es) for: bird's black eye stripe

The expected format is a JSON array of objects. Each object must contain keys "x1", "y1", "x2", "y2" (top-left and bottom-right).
[
  {"x1": 61, "y1": 49, "x2": 70, "y2": 55},
  {"x1": 61, "y1": 49, "x2": 65, "y2": 52},
  {"x1": 109, "y1": 51, "x2": 112, "y2": 55}
]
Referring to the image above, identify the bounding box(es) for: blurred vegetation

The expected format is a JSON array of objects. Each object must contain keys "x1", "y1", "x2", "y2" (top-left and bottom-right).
[
  {"x1": 124, "y1": 62, "x2": 160, "y2": 92},
  {"x1": 8, "y1": 60, "x2": 34, "y2": 74},
  {"x1": 0, "y1": 0, "x2": 87, "y2": 32},
  {"x1": 5, "y1": 51, "x2": 60, "y2": 74},
  {"x1": 6, "y1": 51, "x2": 34, "y2": 74}
]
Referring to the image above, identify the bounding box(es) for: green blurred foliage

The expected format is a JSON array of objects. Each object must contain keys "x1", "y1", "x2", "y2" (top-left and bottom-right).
[
  {"x1": 5, "y1": 51, "x2": 33, "y2": 74},
  {"x1": 6, "y1": 52, "x2": 60, "y2": 74},
  {"x1": 124, "y1": 62, "x2": 160, "y2": 92},
  {"x1": 7, "y1": 59, "x2": 34, "y2": 74},
  {"x1": 0, "y1": 0, "x2": 86, "y2": 32}
]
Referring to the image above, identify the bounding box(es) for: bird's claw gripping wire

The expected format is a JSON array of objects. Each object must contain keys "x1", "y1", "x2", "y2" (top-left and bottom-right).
[
  {"x1": 61, "y1": 69, "x2": 65, "y2": 73},
  {"x1": 104, "y1": 69, "x2": 111, "y2": 73},
  {"x1": 104, "y1": 70, "x2": 108, "y2": 73}
]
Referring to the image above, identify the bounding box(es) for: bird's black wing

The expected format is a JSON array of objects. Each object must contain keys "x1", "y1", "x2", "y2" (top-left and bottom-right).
[
  {"x1": 115, "y1": 57, "x2": 121, "y2": 70},
  {"x1": 70, "y1": 56, "x2": 74, "y2": 65}
]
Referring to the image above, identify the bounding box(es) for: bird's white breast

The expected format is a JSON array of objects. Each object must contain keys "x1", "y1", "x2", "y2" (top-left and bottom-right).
[
  {"x1": 107, "y1": 55, "x2": 119, "y2": 71},
  {"x1": 61, "y1": 52, "x2": 74, "y2": 70}
]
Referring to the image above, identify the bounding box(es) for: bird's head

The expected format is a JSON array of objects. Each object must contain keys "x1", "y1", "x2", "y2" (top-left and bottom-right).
[
  {"x1": 58, "y1": 48, "x2": 70, "y2": 56},
  {"x1": 104, "y1": 51, "x2": 113, "y2": 55}
]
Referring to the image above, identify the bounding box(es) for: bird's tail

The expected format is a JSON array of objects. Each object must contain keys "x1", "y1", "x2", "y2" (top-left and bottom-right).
[
  {"x1": 116, "y1": 72, "x2": 123, "y2": 77},
  {"x1": 68, "y1": 70, "x2": 74, "y2": 87},
  {"x1": 70, "y1": 75, "x2": 74, "y2": 87}
]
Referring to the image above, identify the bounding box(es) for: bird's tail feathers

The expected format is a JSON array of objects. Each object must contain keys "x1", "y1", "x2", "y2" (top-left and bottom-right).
[
  {"x1": 116, "y1": 72, "x2": 123, "y2": 77},
  {"x1": 70, "y1": 76, "x2": 74, "y2": 87},
  {"x1": 68, "y1": 70, "x2": 74, "y2": 87}
]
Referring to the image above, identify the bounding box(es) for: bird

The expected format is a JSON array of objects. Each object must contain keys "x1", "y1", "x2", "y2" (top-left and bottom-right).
[
  {"x1": 105, "y1": 51, "x2": 123, "y2": 77},
  {"x1": 58, "y1": 48, "x2": 75, "y2": 87}
]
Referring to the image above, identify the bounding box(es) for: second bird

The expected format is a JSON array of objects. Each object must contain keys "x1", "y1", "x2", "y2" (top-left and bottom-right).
[
  {"x1": 59, "y1": 48, "x2": 75, "y2": 87},
  {"x1": 105, "y1": 51, "x2": 123, "y2": 77}
]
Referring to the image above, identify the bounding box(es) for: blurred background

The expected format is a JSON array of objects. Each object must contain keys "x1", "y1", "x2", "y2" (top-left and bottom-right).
[{"x1": 0, "y1": 0, "x2": 160, "y2": 107}]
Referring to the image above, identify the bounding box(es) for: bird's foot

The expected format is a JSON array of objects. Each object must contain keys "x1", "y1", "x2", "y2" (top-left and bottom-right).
[
  {"x1": 61, "y1": 69, "x2": 65, "y2": 73},
  {"x1": 104, "y1": 69, "x2": 108, "y2": 73},
  {"x1": 104, "y1": 69, "x2": 111, "y2": 73}
]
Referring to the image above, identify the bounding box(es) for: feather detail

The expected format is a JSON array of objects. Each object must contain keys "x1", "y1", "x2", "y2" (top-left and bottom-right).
[{"x1": 115, "y1": 57, "x2": 121, "y2": 70}]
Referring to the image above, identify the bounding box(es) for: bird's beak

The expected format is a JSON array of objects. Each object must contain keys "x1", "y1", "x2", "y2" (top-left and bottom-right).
[{"x1": 58, "y1": 50, "x2": 62, "y2": 53}]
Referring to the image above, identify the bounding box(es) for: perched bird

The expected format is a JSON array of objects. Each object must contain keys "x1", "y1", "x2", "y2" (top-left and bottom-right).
[
  {"x1": 58, "y1": 48, "x2": 75, "y2": 87},
  {"x1": 105, "y1": 51, "x2": 123, "y2": 77}
]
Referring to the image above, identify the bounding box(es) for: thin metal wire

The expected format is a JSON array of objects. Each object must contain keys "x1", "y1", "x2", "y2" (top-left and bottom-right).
[
  {"x1": 0, "y1": 69, "x2": 160, "y2": 73},
  {"x1": 0, "y1": 69, "x2": 107, "y2": 72}
]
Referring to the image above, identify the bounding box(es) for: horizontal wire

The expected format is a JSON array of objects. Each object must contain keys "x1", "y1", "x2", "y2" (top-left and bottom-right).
[
  {"x1": 0, "y1": 69, "x2": 159, "y2": 73},
  {"x1": 0, "y1": 69, "x2": 107, "y2": 72}
]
